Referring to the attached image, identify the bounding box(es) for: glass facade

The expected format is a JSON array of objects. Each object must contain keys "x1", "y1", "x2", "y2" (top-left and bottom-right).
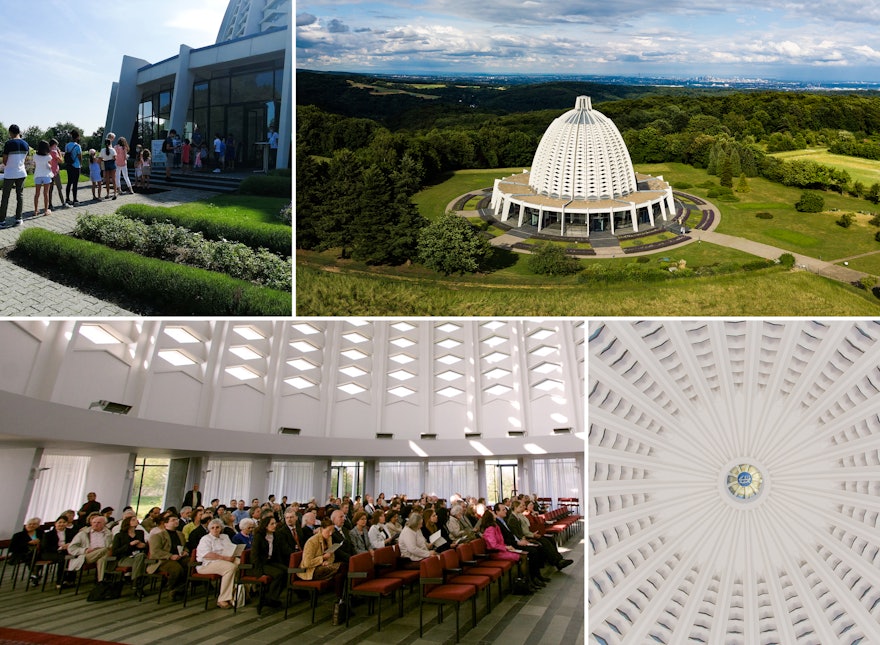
[{"x1": 135, "y1": 60, "x2": 284, "y2": 169}]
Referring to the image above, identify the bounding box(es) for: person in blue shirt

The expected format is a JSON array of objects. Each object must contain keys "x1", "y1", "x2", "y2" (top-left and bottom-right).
[
  {"x1": 64, "y1": 129, "x2": 83, "y2": 206},
  {"x1": 1, "y1": 124, "x2": 30, "y2": 227}
]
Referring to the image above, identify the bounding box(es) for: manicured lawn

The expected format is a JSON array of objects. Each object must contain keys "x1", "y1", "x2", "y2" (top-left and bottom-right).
[
  {"x1": 462, "y1": 196, "x2": 483, "y2": 210},
  {"x1": 297, "y1": 263, "x2": 880, "y2": 316},
  {"x1": 637, "y1": 162, "x2": 880, "y2": 261},
  {"x1": 620, "y1": 232, "x2": 673, "y2": 249},
  {"x1": 162, "y1": 194, "x2": 289, "y2": 226},
  {"x1": 770, "y1": 148, "x2": 880, "y2": 187},
  {"x1": 413, "y1": 168, "x2": 521, "y2": 221}
]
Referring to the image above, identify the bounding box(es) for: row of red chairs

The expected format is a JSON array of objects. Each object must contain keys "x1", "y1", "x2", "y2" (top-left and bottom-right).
[{"x1": 538, "y1": 507, "x2": 582, "y2": 543}]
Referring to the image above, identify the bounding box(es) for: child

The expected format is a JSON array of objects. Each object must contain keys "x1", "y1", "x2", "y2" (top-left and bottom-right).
[
  {"x1": 89, "y1": 149, "x2": 102, "y2": 200},
  {"x1": 140, "y1": 149, "x2": 151, "y2": 190},
  {"x1": 99, "y1": 138, "x2": 117, "y2": 200},
  {"x1": 47, "y1": 138, "x2": 65, "y2": 210},
  {"x1": 181, "y1": 138, "x2": 191, "y2": 175},
  {"x1": 134, "y1": 145, "x2": 143, "y2": 190},
  {"x1": 33, "y1": 140, "x2": 53, "y2": 216}
]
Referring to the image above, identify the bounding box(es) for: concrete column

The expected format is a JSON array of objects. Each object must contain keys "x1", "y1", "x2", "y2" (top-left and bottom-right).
[
  {"x1": 648, "y1": 203, "x2": 656, "y2": 228},
  {"x1": 664, "y1": 188, "x2": 675, "y2": 222},
  {"x1": 168, "y1": 46, "x2": 195, "y2": 137},
  {"x1": 105, "y1": 55, "x2": 151, "y2": 143},
  {"x1": 609, "y1": 211, "x2": 615, "y2": 236},
  {"x1": 502, "y1": 198, "x2": 512, "y2": 222},
  {"x1": 276, "y1": 26, "x2": 293, "y2": 169},
  {"x1": 560, "y1": 207, "x2": 565, "y2": 236},
  {"x1": 629, "y1": 203, "x2": 638, "y2": 233}
]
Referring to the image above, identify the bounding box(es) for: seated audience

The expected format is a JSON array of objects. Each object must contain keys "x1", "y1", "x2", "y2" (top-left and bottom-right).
[
  {"x1": 111, "y1": 515, "x2": 147, "y2": 595},
  {"x1": 446, "y1": 504, "x2": 476, "y2": 542},
  {"x1": 251, "y1": 516, "x2": 287, "y2": 608},
  {"x1": 421, "y1": 508, "x2": 452, "y2": 552},
  {"x1": 195, "y1": 518, "x2": 239, "y2": 609},
  {"x1": 299, "y1": 518, "x2": 347, "y2": 614},
  {"x1": 510, "y1": 500, "x2": 573, "y2": 571},
  {"x1": 398, "y1": 512, "x2": 433, "y2": 563},
  {"x1": 349, "y1": 511, "x2": 371, "y2": 554},
  {"x1": 368, "y1": 510, "x2": 394, "y2": 549},
  {"x1": 147, "y1": 513, "x2": 189, "y2": 601},
  {"x1": 11, "y1": 517, "x2": 43, "y2": 585},
  {"x1": 67, "y1": 513, "x2": 112, "y2": 582},
  {"x1": 41, "y1": 515, "x2": 76, "y2": 588},
  {"x1": 232, "y1": 517, "x2": 255, "y2": 548}
]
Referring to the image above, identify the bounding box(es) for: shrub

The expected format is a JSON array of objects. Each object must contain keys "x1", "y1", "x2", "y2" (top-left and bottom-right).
[
  {"x1": 874, "y1": 230, "x2": 880, "y2": 242},
  {"x1": 278, "y1": 202, "x2": 292, "y2": 225},
  {"x1": 636, "y1": 256, "x2": 651, "y2": 263},
  {"x1": 239, "y1": 175, "x2": 291, "y2": 197},
  {"x1": 795, "y1": 191, "x2": 824, "y2": 213},
  {"x1": 527, "y1": 243, "x2": 582, "y2": 276},
  {"x1": 672, "y1": 181, "x2": 693, "y2": 190},
  {"x1": 698, "y1": 180, "x2": 716, "y2": 189},
  {"x1": 14, "y1": 229, "x2": 290, "y2": 315},
  {"x1": 836, "y1": 213, "x2": 855, "y2": 228},
  {"x1": 73, "y1": 214, "x2": 291, "y2": 290},
  {"x1": 417, "y1": 213, "x2": 492, "y2": 275},
  {"x1": 778, "y1": 253, "x2": 796, "y2": 268},
  {"x1": 115, "y1": 203, "x2": 290, "y2": 256},
  {"x1": 859, "y1": 276, "x2": 875, "y2": 291},
  {"x1": 717, "y1": 194, "x2": 740, "y2": 202},
  {"x1": 870, "y1": 213, "x2": 880, "y2": 227},
  {"x1": 755, "y1": 212, "x2": 773, "y2": 219},
  {"x1": 268, "y1": 168, "x2": 292, "y2": 178},
  {"x1": 707, "y1": 186, "x2": 733, "y2": 198}
]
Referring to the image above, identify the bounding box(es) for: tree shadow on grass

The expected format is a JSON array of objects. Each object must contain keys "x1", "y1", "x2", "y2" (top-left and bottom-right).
[{"x1": 482, "y1": 247, "x2": 519, "y2": 272}]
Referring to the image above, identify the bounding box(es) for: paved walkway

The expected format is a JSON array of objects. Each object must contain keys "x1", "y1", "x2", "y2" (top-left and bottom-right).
[{"x1": 0, "y1": 183, "x2": 219, "y2": 316}]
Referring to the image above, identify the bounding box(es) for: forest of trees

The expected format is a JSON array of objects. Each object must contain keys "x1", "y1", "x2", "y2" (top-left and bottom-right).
[{"x1": 297, "y1": 73, "x2": 880, "y2": 265}]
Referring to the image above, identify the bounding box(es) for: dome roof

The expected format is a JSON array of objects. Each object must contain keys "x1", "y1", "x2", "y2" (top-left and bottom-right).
[
  {"x1": 589, "y1": 320, "x2": 880, "y2": 644},
  {"x1": 529, "y1": 96, "x2": 636, "y2": 201}
]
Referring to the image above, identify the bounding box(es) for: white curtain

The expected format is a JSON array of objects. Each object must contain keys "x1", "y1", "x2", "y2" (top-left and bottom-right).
[
  {"x1": 530, "y1": 457, "x2": 581, "y2": 503},
  {"x1": 425, "y1": 460, "x2": 477, "y2": 500},
  {"x1": 374, "y1": 461, "x2": 422, "y2": 499},
  {"x1": 268, "y1": 461, "x2": 315, "y2": 503},
  {"x1": 26, "y1": 454, "x2": 90, "y2": 523},
  {"x1": 203, "y1": 460, "x2": 252, "y2": 503}
]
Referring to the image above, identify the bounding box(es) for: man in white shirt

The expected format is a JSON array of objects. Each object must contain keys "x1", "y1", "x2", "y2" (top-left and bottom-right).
[
  {"x1": 267, "y1": 126, "x2": 278, "y2": 168},
  {"x1": 1, "y1": 124, "x2": 30, "y2": 227}
]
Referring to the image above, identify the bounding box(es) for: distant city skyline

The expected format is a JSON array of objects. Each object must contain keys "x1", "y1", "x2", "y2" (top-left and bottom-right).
[{"x1": 296, "y1": 0, "x2": 880, "y2": 82}]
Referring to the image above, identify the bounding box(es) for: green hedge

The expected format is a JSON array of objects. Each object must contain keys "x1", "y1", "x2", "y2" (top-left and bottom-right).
[
  {"x1": 15, "y1": 229, "x2": 291, "y2": 315},
  {"x1": 239, "y1": 175, "x2": 291, "y2": 197},
  {"x1": 115, "y1": 203, "x2": 290, "y2": 256},
  {"x1": 73, "y1": 214, "x2": 291, "y2": 291}
]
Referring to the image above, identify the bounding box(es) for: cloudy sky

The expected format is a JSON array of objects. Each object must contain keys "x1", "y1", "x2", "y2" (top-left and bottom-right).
[
  {"x1": 2, "y1": 1, "x2": 228, "y2": 135},
  {"x1": 296, "y1": 0, "x2": 880, "y2": 81}
]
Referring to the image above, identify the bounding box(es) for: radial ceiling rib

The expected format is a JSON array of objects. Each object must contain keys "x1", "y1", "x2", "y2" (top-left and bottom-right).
[{"x1": 589, "y1": 320, "x2": 880, "y2": 645}]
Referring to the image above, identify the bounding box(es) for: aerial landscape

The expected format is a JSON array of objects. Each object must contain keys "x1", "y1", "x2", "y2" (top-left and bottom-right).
[{"x1": 296, "y1": 1, "x2": 880, "y2": 316}]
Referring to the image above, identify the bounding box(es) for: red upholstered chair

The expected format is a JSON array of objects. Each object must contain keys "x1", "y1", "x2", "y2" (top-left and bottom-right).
[
  {"x1": 439, "y1": 548, "x2": 492, "y2": 615},
  {"x1": 469, "y1": 538, "x2": 515, "y2": 592},
  {"x1": 183, "y1": 559, "x2": 222, "y2": 610},
  {"x1": 346, "y1": 551, "x2": 404, "y2": 631},
  {"x1": 234, "y1": 549, "x2": 272, "y2": 614},
  {"x1": 455, "y1": 542, "x2": 503, "y2": 598},
  {"x1": 284, "y1": 551, "x2": 335, "y2": 622},
  {"x1": 419, "y1": 554, "x2": 477, "y2": 643},
  {"x1": 372, "y1": 546, "x2": 419, "y2": 591}
]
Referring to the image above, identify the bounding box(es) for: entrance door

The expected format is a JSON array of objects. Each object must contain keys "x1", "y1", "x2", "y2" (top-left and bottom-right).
[
  {"x1": 246, "y1": 106, "x2": 268, "y2": 169},
  {"x1": 486, "y1": 460, "x2": 519, "y2": 502}
]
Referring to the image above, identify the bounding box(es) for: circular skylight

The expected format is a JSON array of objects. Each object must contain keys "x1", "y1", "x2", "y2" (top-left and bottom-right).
[
  {"x1": 725, "y1": 462, "x2": 763, "y2": 501},
  {"x1": 589, "y1": 320, "x2": 880, "y2": 645}
]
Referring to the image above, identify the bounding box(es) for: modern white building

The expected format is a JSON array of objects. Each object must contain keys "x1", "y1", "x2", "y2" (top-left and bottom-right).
[
  {"x1": 0, "y1": 319, "x2": 583, "y2": 539},
  {"x1": 104, "y1": 0, "x2": 291, "y2": 170},
  {"x1": 589, "y1": 319, "x2": 880, "y2": 644},
  {"x1": 491, "y1": 96, "x2": 674, "y2": 237}
]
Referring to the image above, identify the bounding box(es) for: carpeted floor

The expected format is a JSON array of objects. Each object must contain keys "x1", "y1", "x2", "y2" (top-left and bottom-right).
[{"x1": 0, "y1": 628, "x2": 123, "y2": 644}]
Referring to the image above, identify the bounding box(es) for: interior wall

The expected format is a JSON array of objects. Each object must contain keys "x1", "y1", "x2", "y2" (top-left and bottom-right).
[
  {"x1": 86, "y1": 453, "x2": 136, "y2": 518},
  {"x1": 3, "y1": 447, "x2": 42, "y2": 536}
]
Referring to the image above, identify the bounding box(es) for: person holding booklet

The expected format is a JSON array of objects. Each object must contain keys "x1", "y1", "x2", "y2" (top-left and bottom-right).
[
  {"x1": 421, "y1": 508, "x2": 453, "y2": 553},
  {"x1": 195, "y1": 518, "x2": 240, "y2": 608},
  {"x1": 299, "y1": 519, "x2": 347, "y2": 617}
]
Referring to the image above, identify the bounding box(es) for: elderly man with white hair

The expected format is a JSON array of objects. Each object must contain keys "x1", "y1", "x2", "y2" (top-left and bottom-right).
[
  {"x1": 67, "y1": 512, "x2": 112, "y2": 582},
  {"x1": 195, "y1": 518, "x2": 239, "y2": 608}
]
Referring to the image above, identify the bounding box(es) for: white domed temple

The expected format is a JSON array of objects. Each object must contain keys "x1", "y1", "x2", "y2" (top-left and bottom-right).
[{"x1": 490, "y1": 96, "x2": 675, "y2": 237}]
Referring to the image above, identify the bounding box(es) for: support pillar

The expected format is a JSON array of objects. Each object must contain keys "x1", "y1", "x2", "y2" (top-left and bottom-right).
[
  {"x1": 629, "y1": 203, "x2": 638, "y2": 232},
  {"x1": 502, "y1": 198, "x2": 512, "y2": 222}
]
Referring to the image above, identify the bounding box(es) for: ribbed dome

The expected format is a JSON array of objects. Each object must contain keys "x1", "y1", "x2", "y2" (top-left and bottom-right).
[
  {"x1": 589, "y1": 320, "x2": 880, "y2": 645},
  {"x1": 529, "y1": 96, "x2": 636, "y2": 201}
]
